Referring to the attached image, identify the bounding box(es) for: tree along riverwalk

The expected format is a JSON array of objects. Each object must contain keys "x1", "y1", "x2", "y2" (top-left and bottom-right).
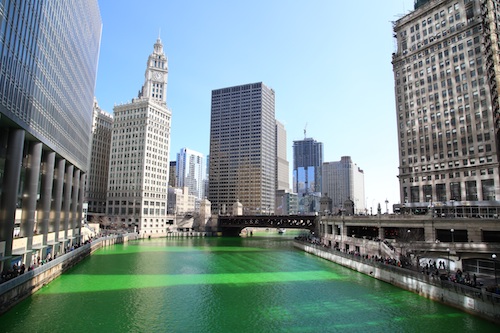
[{"x1": 293, "y1": 240, "x2": 500, "y2": 325}]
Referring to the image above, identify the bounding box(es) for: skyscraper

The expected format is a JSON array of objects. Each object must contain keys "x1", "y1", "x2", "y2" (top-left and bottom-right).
[
  {"x1": 209, "y1": 82, "x2": 276, "y2": 215},
  {"x1": 0, "y1": 0, "x2": 102, "y2": 270},
  {"x1": 275, "y1": 120, "x2": 293, "y2": 215},
  {"x1": 86, "y1": 99, "x2": 113, "y2": 222},
  {"x1": 322, "y1": 156, "x2": 365, "y2": 215},
  {"x1": 276, "y1": 120, "x2": 290, "y2": 191},
  {"x1": 107, "y1": 38, "x2": 172, "y2": 234},
  {"x1": 293, "y1": 137, "x2": 323, "y2": 213},
  {"x1": 176, "y1": 148, "x2": 205, "y2": 200},
  {"x1": 392, "y1": 0, "x2": 500, "y2": 216}
]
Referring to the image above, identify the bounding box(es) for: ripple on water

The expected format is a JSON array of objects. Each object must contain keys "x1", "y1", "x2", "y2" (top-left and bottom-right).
[{"x1": 0, "y1": 237, "x2": 498, "y2": 333}]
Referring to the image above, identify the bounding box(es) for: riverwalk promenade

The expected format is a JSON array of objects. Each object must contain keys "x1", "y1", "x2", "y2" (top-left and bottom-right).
[
  {"x1": 0, "y1": 231, "x2": 214, "y2": 315},
  {"x1": 293, "y1": 239, "x2": 500, "y2": 324}
]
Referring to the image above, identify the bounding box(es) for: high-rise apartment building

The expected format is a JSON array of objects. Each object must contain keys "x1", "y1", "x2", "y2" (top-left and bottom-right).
[
  {"x1": 107, "y1": 38, "x2": 172, "y2": 234},
  {"x1": 209, "y1": 82, "x2": 276, "y2": 215},
  {"x1": 176, "y1": 148, "x2": 205, "y2": 200},
  {"x1": 86, "y1": 99, "x2": 113, "y2": 221},
  {"x1": 322, "y1": 156, "x2": 365, "y2": 214},
  {"x1": 0, "y1": 0, "x2": 102, "y2": 269},
  {"x1": 293, "y1": 137, "x2": 323, "y2": 213},
  {"x1": 392, "y1": 0, "x2": 500, "y2": 216}
]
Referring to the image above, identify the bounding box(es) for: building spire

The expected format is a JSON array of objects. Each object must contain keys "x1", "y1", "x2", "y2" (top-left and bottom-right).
[{"x1": 138, "y1": 37, "x2": 168, "y2": 103}]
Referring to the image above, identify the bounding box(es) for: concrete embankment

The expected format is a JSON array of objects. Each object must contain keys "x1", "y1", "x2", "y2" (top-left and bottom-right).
[
  {"x1": 0, "y1": 233, "x2": 137, "y2": 315},
  {"x1": 293, "y1": 241, "x2": 500, "y2": 325}
]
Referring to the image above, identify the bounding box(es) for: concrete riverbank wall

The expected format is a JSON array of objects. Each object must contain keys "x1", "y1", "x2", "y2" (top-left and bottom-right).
[
  {"x1": 293, "y1": 241, "x2": 500, "y2": 325},
  {"x1": 0, "y1": 231, "x2": 217, "y2": 315},
  {"x1": 0, "y1": 233, "x2": 137, "y2": 315}
]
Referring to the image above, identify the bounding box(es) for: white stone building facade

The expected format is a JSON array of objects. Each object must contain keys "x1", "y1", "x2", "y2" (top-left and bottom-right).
[
  {"x1": 86, "y1": 99, "x2": 113, "y2": 222},
  {"x1": 392, "y1": 0, "x2": 500, "y2": 216},
  {"x1": 106, "y1": 38, "x2": 173, "y2": 234}
]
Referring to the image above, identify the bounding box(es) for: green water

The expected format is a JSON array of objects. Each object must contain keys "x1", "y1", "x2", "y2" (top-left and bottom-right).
[{"x1": 0, "y1": 232, "x2": 498, "y2": 332}]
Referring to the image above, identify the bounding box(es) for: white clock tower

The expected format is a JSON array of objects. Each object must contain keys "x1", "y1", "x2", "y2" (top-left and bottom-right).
[
  {"x1": 139, "y1": 37, "x2": 168, "y2": 104},
  {"x1": 108, "y1": 37, "x2": 172, "y2": 236}
]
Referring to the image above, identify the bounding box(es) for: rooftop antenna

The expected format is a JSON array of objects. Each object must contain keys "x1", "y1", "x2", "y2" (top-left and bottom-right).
[{"x1": 304, "y1": 123, "x2": 308, "y2": 139}]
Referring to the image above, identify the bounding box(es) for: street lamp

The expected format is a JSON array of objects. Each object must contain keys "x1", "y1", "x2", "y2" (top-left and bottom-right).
[
  {"x1": 407, "y1": 229, "x2": 412, "y2": 266},
  {"x1": 450, "y1": 199, "x2": 456, "y2": 218},
  {"x1": 451, "y1": 228, "x2": 454, "y2": 244},
  {"x1": 447, "y1": 248, "x2": 450, "y2": 275},
  {"x1": 493, "y1": 254, "x2": 498, "y2": 286}
]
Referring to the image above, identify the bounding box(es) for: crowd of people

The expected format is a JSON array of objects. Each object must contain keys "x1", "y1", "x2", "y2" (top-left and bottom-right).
[
  {"x1": 0, "y1": 238, "x2": 94, "y2": 285},
  {"x1": 295, "y1": 234, "x2": 492, "y2": 290}
]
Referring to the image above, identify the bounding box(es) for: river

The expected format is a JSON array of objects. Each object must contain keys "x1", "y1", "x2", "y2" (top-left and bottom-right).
[{"x1": 0, "y1": 230, "x2": 497, "y2": 332}]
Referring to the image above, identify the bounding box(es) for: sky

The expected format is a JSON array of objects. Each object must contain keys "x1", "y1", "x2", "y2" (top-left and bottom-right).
[{"x1": 95, "y1": 0, "x2": 416, "y2": 213}]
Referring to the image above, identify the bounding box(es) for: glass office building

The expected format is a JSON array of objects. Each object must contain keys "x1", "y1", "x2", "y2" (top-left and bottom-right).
[
  {"x1": 0, "y1": 0, "x2": 102, "y2": 270},
  {"x1": 176, "y1": 148, "x2": 205, "y2": 200},
  {"x1": 293, "y1": 137, "x2": 323, "y2": 213}
]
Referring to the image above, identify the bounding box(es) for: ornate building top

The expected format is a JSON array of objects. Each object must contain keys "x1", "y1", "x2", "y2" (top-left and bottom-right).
[{"x1": 138, "y1": 38, "x2": 168, "y2": 105}]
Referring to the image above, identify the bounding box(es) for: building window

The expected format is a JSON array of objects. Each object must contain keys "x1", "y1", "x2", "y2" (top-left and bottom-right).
[
  {"x1": 465, "y1": 181, "x2": 478, "y2": 201},
  {"x1": 450, "y1": 182, "x2": 461, "y2": 201},
  {"x1": 411, "y1": 186, "x2": 420, "y2": 202},
  {"x1": 436, "y1": 184, "x2": 446, "y2": 202}
]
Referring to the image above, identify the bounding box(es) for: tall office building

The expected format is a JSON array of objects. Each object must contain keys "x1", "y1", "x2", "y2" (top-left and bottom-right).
[
  {"x1": 276, "y1": 120, "x2": 290, "y2": 191},
  {"x1": 0, "y1": 0, "x2": 102, "y2": 270},
  {"x1": 176, "y1": 148, "x2": 205, "y2": 200},
  {"x1": 322, "y1": 156, "x2": 365, "y2": 214},
  {"x1": 107, "y1": 38, "x2": 172, "y2": 234},
  {"x1": 86, "y1": 99, "x2": 113, "y2": 222},
  {"x1": 293, "y1": 137, "x2": 323, "y2": 213},
  {"x1": 275, "y1": 120, "x2": 292, "y2": 215},
  {"x1": 392, "y1": 0, "x2": 500, "y2": 216},
  {"x1": 209, "y1": 82, "x2": 276, "y2": 215}
]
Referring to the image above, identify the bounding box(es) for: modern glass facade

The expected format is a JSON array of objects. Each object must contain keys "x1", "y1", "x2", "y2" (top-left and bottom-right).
[
  {"x1": 0, "y1": 0, "x2": 101, "y2": 170},
  {"x1": 293, "y1": 137, "x2": 323, "y2": 213},
  {"x1": 0, "y1": 0, "x2": 101, "y2": 271},
  {"x1": 176, "y1": 148, "x2": 205, "y2": 200}
]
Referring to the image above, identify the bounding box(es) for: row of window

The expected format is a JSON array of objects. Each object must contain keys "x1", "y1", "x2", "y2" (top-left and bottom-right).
[
  {"x1": 403, "y1": 178, "x2": 495, "y2": 202},
  {"x1": 403, "y1": 166, "x2": 495, "y2": 182}
]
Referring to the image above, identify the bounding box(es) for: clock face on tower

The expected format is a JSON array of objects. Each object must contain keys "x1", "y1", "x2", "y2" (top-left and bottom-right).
[{"x1": 153, "y1": 71, "x2": 162, "y2": 80}]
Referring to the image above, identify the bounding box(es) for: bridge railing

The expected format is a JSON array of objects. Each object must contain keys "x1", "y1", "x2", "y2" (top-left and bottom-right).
[{"x1": 217, "y1": 215, "x2": 317, "y2": 230}]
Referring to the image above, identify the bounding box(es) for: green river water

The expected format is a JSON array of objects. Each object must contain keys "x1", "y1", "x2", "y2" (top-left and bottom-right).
[{"x1": 0, "y1": 231, "x2": 498, "y2": 332}]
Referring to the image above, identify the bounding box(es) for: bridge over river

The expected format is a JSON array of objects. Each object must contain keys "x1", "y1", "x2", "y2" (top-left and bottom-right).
[{"x1": 217, "y1": 215, "x2": 318, "y2": 236}]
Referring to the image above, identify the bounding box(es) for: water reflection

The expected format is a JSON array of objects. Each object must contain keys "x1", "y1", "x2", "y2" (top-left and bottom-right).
[{"x1": 0, "y1": 234, "x2": 497, "y2": 333}]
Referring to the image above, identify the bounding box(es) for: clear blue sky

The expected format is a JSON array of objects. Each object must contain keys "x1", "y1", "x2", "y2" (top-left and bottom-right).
[{"x1": 95, "y1": 0, "x2": 416, "y2": 213}]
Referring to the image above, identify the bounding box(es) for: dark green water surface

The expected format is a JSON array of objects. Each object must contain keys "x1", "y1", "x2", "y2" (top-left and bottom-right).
[{"x1": 0, "y1": 232, "x2": 498, "y2": 332}]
